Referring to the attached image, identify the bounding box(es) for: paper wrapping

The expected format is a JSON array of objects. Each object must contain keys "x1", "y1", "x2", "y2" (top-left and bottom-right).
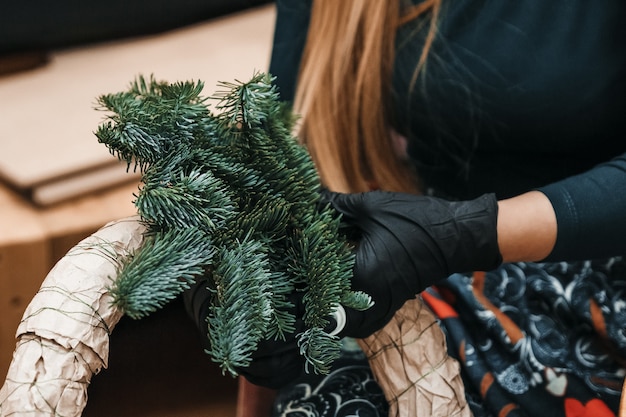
[
  {"x1": 1, "y1": 214, "x2": 470, "y2": 416},
  {"x1": 358, "y1": 296, "x2": 471, "y2": 417},
  {"x1": 0, "y1": 216, "x2": 147, "y2": 416}
]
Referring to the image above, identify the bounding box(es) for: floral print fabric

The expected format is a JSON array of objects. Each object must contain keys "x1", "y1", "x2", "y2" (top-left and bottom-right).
[
  {"x1": 425, "y1": 258, "x2": 626, "y2": 416},
  {"x1": 272, "y1": 258, "x2": 626, "y2": 416},
  {"x1": 271, "y1": 338, "x2": 389, "y2": 417}
]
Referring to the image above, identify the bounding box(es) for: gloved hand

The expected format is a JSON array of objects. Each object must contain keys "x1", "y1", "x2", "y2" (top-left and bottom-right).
[
  {"x1": 321, "y1": 190, "x2": 502, "y2": 338},
  {"x1": 183, "y1": 275, "x2": 305, "y2": 389}
]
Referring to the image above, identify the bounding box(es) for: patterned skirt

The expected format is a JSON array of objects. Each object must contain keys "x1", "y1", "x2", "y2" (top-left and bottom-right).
[{"x1": 271, "y1": 258, "x2": 626, "y2": 417}]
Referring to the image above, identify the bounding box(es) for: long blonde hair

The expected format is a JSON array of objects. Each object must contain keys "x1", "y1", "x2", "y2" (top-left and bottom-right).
[{"x1": 294, "y1": 0, "x2": 441, "y2": 193}]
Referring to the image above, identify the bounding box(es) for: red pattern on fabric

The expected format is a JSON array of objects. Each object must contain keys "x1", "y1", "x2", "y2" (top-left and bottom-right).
[
  {"x1": 471, "y1": 271, "x2": 524, "y2": 344},
  {"x1": 498, "y1": 403, "x2": 520, "y2": 417},
  {"x1": 564, "y1": 398, "x2": 615, "y2": 417},
  {"x1": 421, "y1": 290, "x2": 458, "y2": 319}
]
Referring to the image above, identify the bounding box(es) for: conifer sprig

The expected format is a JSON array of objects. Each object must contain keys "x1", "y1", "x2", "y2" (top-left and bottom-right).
[
  {"x1": 96, "y1": 72, "x2": 372, "y2": 376},
  {"x1": 206, "y1": 238, "x2": 275, "y2": 375},
  {"x1": 109, "y1": 227, "x2": 214, "y2": 319}
]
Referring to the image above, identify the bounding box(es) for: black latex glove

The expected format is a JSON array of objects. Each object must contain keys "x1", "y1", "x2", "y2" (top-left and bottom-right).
[
  {"x1": 321, "y1": 190, "x2": 502, "y2": 338},
  {"x1": 182, "y1": 275, "x2": 306, "y2": 389}
]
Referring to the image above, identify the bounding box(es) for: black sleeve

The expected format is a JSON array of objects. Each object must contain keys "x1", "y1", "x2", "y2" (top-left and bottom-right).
[
  {"x1": 539, "y1": 152, "x2": 626, "y2": 261},
  {"x1": 268, "y1": 0, "x2": 312, "y2": 103}
]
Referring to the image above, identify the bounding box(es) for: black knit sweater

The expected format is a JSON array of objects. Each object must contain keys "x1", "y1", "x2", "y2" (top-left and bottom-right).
[{"x1": 269, "y1": 0, "x2": 626, "y2": 261}]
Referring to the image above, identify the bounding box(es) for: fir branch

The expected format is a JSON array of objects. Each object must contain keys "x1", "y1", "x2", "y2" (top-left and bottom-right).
[
  {"x1": 289, "y1": 211, "x2": 362, "y2": 329},
  {"x1": 128, "y1": 74, "x2": 167, "y2": 96},
  {"x1": 188, "y1": 145, "x2": 273, "y2": 197},
  {"x1": 95, "y1": 121, "x2": 165, "y2": 171},
  {"x1": 136, "y1": 169, "x2": 235, "y2": 232},
  {"x1": 212, "y1": 72, "x2": 278, "y2": 131},
  {"x1": 341, "y1": 290, "x2": 374, "y2": 312},
  {"x1": 225, "y1": 193, "x2": 291, "y2": 242},
  {"x1": 263, "y1": 276, "x2": 297, "y2": 341},
  {"x1": 110, "y1": 227, "x2": 214, "y2": 319},
  {"x1": 297, "y1": 327, "x2": 342, "y2": 375},
  {"x1": 206, "y1": 238, "x2": 274, "y2": 376},
  {"x1": 96, "y1": 76, "x2": 212, "y2": 172},
  {"x1": 97, "y1": 72, "x2": 372, "y2": 376}
]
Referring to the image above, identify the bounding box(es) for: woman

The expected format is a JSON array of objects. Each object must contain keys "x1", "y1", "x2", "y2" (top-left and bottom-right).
[{"x1": 189, "y1": 0, "x2": 626, "y2": 415}]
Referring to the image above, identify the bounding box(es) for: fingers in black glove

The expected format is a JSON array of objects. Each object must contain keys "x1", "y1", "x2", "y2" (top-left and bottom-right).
[{"x1": 320, "y1": 189, "x2": 502, "y2": 338}]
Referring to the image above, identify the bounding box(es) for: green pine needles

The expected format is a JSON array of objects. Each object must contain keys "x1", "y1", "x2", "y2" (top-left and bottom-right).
[{"x1": 95, "y1": 72, "x2": 372, "y2": 376}]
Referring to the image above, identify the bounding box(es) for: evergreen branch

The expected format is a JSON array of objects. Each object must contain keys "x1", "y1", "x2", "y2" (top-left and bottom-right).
[
  {"x1": 96, "y1": 76, "x2": 213, "y2": 171},
  {"x1": 212, "y1": 72, "x2": 278, "y2": 130},
  {"x1": 96, "y1": 72, "x2": 373, "y2": 377},
  {"x1": 227, "y1": 193, "x2": 291, "y2": 242},
  {"x1": 136, "y1": 169, "x2": 235, "y2": 232},
  {"x1": 291, "y1": 214, "x2": 354, "y2": 329},
  {"x1": 189, "y1": 146, "x2": 272, "y2": 196},
  {"x1": 263, "y1": 274, "x2": 297, "y2": 341},
  {"x1": 95, "y1": 121, "x2": 165, "y2": 171},
  {"x1": 206, "y1": 238, "x2": 274, "y2": 376},
  {"x1": 109, "y1": 227, "x2": 214, "y2": 319},
  {"x1": 128, "y1": 74, "x2": 167, "y2": 96},
  {"x1": 341, "y1": 290, "x2": 374, "y2": 311},
  {"x1": 158, "y1": 79, "x2": 206, "y2": 103},
  {"x1": 297, "y1": 327, "x2": 342, "y2": 375}
]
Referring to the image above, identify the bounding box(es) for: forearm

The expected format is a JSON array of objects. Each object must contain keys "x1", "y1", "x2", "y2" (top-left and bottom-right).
[
  {"x1": 497, "y1": 190, "x2": 557, "y2": 263},
  {"x1": 498, "y1": 153, "x2": 626, "y2": 263}
]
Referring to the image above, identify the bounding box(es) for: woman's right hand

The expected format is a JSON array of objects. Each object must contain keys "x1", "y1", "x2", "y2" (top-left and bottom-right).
[{"x1": 321, "y1": 189, "x2": 502, "y2": 338}]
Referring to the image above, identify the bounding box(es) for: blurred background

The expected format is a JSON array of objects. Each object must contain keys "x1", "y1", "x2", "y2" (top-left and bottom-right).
[
  {"x1": 0, "y1": 0, "x2": 272, "y2": 56},
  {"x1": 0, "y1": 1, "x2": 275, "y2": 415}
]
